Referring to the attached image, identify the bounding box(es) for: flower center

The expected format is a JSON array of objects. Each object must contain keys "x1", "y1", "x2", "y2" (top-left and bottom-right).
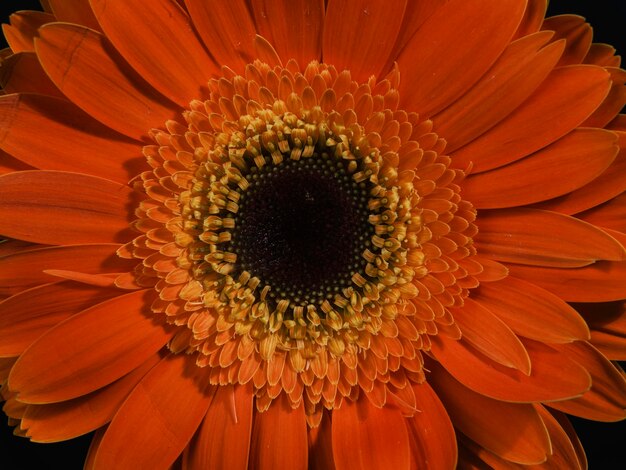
[
  {"x1": 230, "y1": 154, "x2": 373, "y2": 306},
  {"x1": 185, "y1": 108, "x2": 419, "y2": 355},
  {"x1": 128, "y1": 60, "x2": 481, "y2": 419}
]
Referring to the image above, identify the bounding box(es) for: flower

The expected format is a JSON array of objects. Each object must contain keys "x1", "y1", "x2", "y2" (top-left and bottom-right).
[{"x1": 1, "y1": 0, "x2": 626, "y2": 468}]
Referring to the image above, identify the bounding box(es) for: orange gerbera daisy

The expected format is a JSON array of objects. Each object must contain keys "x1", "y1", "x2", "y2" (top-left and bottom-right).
[{"x1": 1, "y1": 0, "x2": 626, "y2": 468}]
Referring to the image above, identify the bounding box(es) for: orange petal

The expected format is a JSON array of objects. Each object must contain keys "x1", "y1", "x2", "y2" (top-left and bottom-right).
[
  {"x1": 0, "y1": 93, "x2": 144, "y2": 184},
  {"x1": 513, "y1": 0, "x2": 548, "y2": 39},
  {"x1": 429, "y1": 362, "x2": 551, "y2": 465},
  {"x1": 451, "y1": 65, "x2": 611, "y2": 173},
  {"x1": 0, "y1": 51, "x2": 63, "y2": 97},
  {"x1": 541, "y1": 15, "x2": 591, "y2": 68},
  {"x1": 452, "y1": 297, "x2": 531, "y2": 374},
  {"x1": 528, "y1": 405, "x2": 584, "y2": 470},
  {"x1": 93, "y1": 354, "x2": 215, "y2": 469},
  {"x1": 475, "y1": 276, "x2": 590, "y2": 344},
  {"x1": 43, "y1": 270, "x2": 119, "y2": 288},
  {"x1": 398, "y1": 0, "x2": 526, "y2": 118},
  {"x1": 251, "y1": 0, "x2": 324, "y2": 66},
  {"x1": 323, "y1": 0, "x2": 407, "y2": 82},
  {"x1": 184, "y1": 385, "x2": 253, "y2": 470},
  {"x1": 21, "y1": 353, "x2": 160, "y2": 442},
  {"x1": 332, "y1": 396, "x2": 410, "y2": 470},
  {"x1": 463, "y1": 129, "x2": 619, "y2": 208},
  {"x1": 407, "y1": 382, "x2": 457, "y2": 470},
  {"x1": 430, "y1": 335, "x2": 591, "y2": 402},
  {"x1": 0, "y1": 281, "x2": 120, "y2": 356},
  {"x1": 90, "y1": 0, "x2": 218, "y2": 106},
  {"x1": 548, "y1": 342, "x2": 626, "y2": 422},
  {"x1": 250, "y1": 393, "x2": 308, "y2": 470},
  {"x1": 577, "y1": 301, "x2": 626, "y2": 360},
  {"x1": 0, "y1": 239, "x2": 40, "y2": 257},
  {"x1": 0, "y1": 148, "x2": 33, "y2": 174},
  {"x1": 458, "y1": 437, "x2": 527, "y2": 469},
  {"x1": 184, "y1": 0, "x2": 257, "y2": 74},
  {"x1": 534, "y1": 139, "x2": 626, "y2": 215},
  {"x1": 48, "y1": 0, "x2": 101, "y2": 31},
  {"x1": 508, "y1": 260, "x2": 626, "y2": 302},
  {"x1": 584, "y1": 43, "x2": 621, "y2": 67},
  {"x1": 84, "y1": 428, "x2": 106, "y2": 470},
  {"x1": 583, "y1": 68, "x2": 626, "y2": 128},
  {"x1": 35, "y1": 23, "x2": 179, "y2": 140},
  {"x1": 308, "y1": 411, "x2": 335, "y2": 470},
  {"x1": 579, "y1": 192, "x2": 626, "y2": 232},
  {"x1": 388, "y1": 0, "x2": 448, "y2": 65},
  {"x1": 475, "y1": 208, "x2": 626, "y2": 267},
  {"x1": 434, "y1": 31, "x2": 562, "y2": 153},
  {"x1": 549, "y1": 411, "x2": 588, "y2": 469},
  {"x1": 8, "y1": 290, "x2": 171, "y2": 403},
  {"x1": 0, "y1": 244, "x2": 134, "y2": 296},
  {"x1": 542, "y1": 15, "x2": 591, "y2": 67},
  {"x1": 2, "y1": 11, "x2": 54, "y2": 53},
  {"x1": 0, "y1": 170, "x2": 135, "y2": 245}
]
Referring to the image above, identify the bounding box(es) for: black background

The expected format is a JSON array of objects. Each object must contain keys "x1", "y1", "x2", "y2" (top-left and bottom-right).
[{"x1": 0, "y1": 0, "x2": 625, "y2": 468}]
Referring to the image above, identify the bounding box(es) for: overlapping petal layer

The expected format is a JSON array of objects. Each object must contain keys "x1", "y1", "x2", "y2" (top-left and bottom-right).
[{"x1": 0, "y1": 1, "x2": 625, "y2": 468}]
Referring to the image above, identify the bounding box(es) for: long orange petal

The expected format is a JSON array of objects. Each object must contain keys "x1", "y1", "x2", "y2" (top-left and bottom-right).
[
  {"x1": 323, "y1": 0, "x2": 407, "y2": 82},
  {"x1": 21, "y1": 353, "x2": 160, "y2": 442},
  {"x1": 457, "y1": 436, "x2": 528, "y2": 469},
  {"x1": 93, "y1": 354, "x2": 215, "y2": 470},
  {"x1": 513, "y1": 0, "x2": 548, "y2": 39},
  {"x1": 89, "y1": 0, "x2": 218, "y2": 106},
  {"x1": 533, "y1": 137, "x2": 626, "y2": 215},
  {"x1": 463, "y1": 129, "x2": 619, "y2": 208},
  {"x1": 474, "y1": 276, "x2": 590, "y2": 344},
  {"x1": 388, "y1": 0, "x2": 447, "y2": 65},
  {"x1": 183, "y1": 0, "x2": 257, "y2": 74},
  {"x1": 548, "y1": 342, "x2": 626, "y2": 422},
  {"x1": 0, "y1": 281, "x2": 120, "y2": 356},
  {"x1": 0, "y1": 93, "x2": 144, "y2": 184},
  {"x1": 0, "y1": 170, "x2": 135, "y2": 245},
  {"x1": 35, "y1": 23, "x2": 179, "y2": 140},
  {"x1": 0, "y1": 244, "x2": 133, "y2": 296},
  {"x1": 430, "y1": 336, "x2": 591, "y2": 402},
  {"x1": 584, "y1": 43, "x2": 621, "y2": 67},
  {"x1": 0, "y1": 149, "x2": 33, "y2": 174},
  {"x1": 0, "y1": 358, "x2": 17, "y2": 385},
  {"x1": 0, "y1": 51, "x2": 63, "y2": 97},
  {"x1": 0, "y1": 239, "x2": 40, "y2": 257},
  {"x1": 398, "y1": 0, "x2": 526, "y2": 118},
  {"x1": 249, "y1": 394, "x2": 308, "y2": 470},
  {"x1": 528, "y1": 405, "x2": 584, "y2": 470},
  {"x1": 332, "y1": 396, "x2": 410, "y2": 470},
  {"x1": 251, "y1": 0, "x2": 324, "y2": 66},
  {"x1": 2, "y1": 11, "x2": 54, "y2": 53},
  {"x1": 577, "y1": 301, "x2": 626, "y2": 360},
  {"x1": 308, "y1": 411, "x2": 335, "y2": 470},
  {"x1": 429, "y1": 362, "x2": 551, "y2": 465},
  {"x1": 542, "y1": 15, "x2": 592, "y2": 67},
  {"x1": 48, "y1": 0, "x2": 101, "y2": 30},
  {"x1": 579, "y1": 192, "x2": 626, "y2": 233},
  {"x1": 434, "y1": 31, "x2": 562, "y2": 153},
  {"x1": 452, "y1": 297, "x2": 531, "y2": 374},
  {"x1": 475, "y1": 208, "x2": 626, "y2": 267},
  {"x1": 184, "y1": 385, "x2": 253, "y2": 470},
  {"x1": 583, "y1": 67, "x2": 626, "y2": 128},
  {"x1": 407, "y1": 382, "x2": 457, "y2": 470},
  {"x1": 8, "y1": 290, "x2": 171, "y2": 403},
  {"x1": 84, "y1": 428, "x2": 106, "y2": 470},
  {"x1": 508, "y1": 260, "x2": 626, "y2": 302},
  {"x1": 550, "y1": 411, "x2": 588, "y2": 469},
  {"x1": 451, "y1": 65, "x2": 611, "y2": 172}
]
